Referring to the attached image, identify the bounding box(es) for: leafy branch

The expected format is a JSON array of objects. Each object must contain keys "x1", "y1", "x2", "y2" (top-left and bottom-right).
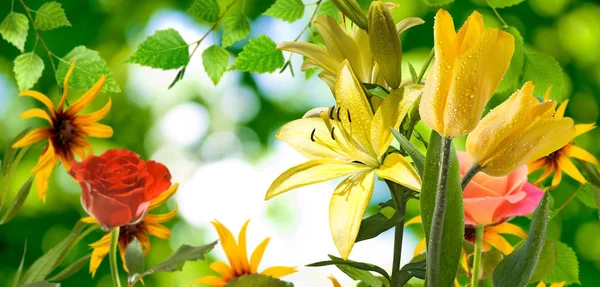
[{"x1": 280, "y1": 0, "x2": 323, "y2": 76}]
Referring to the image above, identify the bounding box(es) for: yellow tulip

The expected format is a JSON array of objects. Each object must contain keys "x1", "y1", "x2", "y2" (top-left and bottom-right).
[
  {"x1": 266, "y1": 61, "x2": 422, "y2": 259},
  {"x1": 419, "y1": 9, "x2": 515, "y2": 137},
  {"x1": 466, "y1": 82, "x2": 576, "y2": 176}
]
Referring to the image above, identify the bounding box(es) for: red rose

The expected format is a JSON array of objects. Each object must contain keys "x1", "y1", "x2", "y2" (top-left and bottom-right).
[{"x1": 69, "y1": 149, "x2": 172, "y2": 229}]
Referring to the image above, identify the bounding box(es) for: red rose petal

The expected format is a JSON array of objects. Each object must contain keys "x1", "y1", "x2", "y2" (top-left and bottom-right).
[
  {"x1": 87, "y1": 188, "x2": 132, "y2": 229},
  {"x1": 145, "y1": 161, "x2": 172, "y2": 200}
]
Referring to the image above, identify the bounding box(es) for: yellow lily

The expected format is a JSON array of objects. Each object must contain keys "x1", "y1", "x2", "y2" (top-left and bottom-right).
[
  {"x1": 466, "y1": 81, "x2": 576, "y2": 176},
  {"x1": 266, "y1": 61, "x2": 422, "y2": 259},
  {"x1": 527, "y1": 97, "x2": 597, "y2": 187},
  {"x1": 419, "y1": 9, "x2": 514, "y2": 137}
]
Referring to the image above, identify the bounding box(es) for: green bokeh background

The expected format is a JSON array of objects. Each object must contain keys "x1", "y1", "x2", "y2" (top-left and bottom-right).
[{"x1": 1, "y1": 0, "x2": 599, "y2": 286}]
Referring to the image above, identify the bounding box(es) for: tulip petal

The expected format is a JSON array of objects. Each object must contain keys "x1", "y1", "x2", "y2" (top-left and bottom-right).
[
  {"x1": 330, "y1": 170, "x2": 375, "y2": 259},
  {"x1": 278, "y1": 41, "x2": 340, "y2": 75},
  {"x1": 454, "y1": 11, "x2": 484, "y2": 55},
  {"x1": 261, "y1": 266, "x2": 298, "y2": 278},
  {"x1": 526, "y1": 118, "x2": 576, "y2": 162},
  {"x1": 266, "y1": 159, "x2": 370, "y2": 200},
  {"x1": 276, "y1": 117, "x2": 347, "y2": 160},
  {"x1": 375, "y1": 153, "x2": 421, "y2": 192},
  {"x1": 565, "y1": 144, "x2": 598, "y2": 165},
  {"x1": 250, "y1": 237, "x2": 270, "y2": 273}
]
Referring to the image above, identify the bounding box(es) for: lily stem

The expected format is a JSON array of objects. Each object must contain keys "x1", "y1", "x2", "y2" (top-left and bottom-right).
[
  {"x1": 461, "y1": 164, "x2": 481, "y2": 191},
  {"x1": 471, "y1": 225, "x2": 485, "y2": 287},
  {"x1": 427, "y1": 136, "x2": 452, "y2": 287},
  {"x1": 109, "y1": 228, "x2": 122, "y2": 287},
  {"x1": 417, "y1": 48, "x2": 435, "y2": 83},
  {"x1": 386, "y1": 180, "x2": 406, "y2": 284}
]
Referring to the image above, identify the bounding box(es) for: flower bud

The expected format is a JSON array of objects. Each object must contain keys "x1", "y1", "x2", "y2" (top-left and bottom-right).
[
  {"x1": 331, "y1": 0, "x2": 368, "y2": 30},
  {"x1": 368, "y1": 1, "x2": 403, "y2": 90}
]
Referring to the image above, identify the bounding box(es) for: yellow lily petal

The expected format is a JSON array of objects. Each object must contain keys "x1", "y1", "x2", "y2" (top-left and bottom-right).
[
  {"x1": 353, "y1": 28, "x2": 374, "y2": 82},
  {"x1": 74, "y1": 98, "x2": 112, "y2": 125},
  {"x1": 250, "y1": 237, "x2": 270, "y2": 273},
  {"x1": 20, "y1": 108, "x2": 54, "y2": 126},
  {"x1": 19, "y1": 90, "x2": 55, "y2": 116},
  {"x1": 414, "y1": 238, "x2": 426, "y2": 256},
  {"x1": 237, "y1": 220, "x2": 251, "y2": 273},
  {"x1": 277, "y1": 41, "x2": 340, "y2": 75},
  {"x1": 149, "y1": 183, "x2": 179, "y2": 210},
  {"x1": 330, "y1": 170, "x2": 375, "y2": 259},
  {"x1": 209, "y1": 261, "x2": 234, "y2": 280},
  {"x1": 555, "y1": 100, "x2": 568, "y2": 119},
  {"x1": 261, "y1": 266, "x2": 298, "y2": 278},
  {"x1": 318, "y1": 71, "x2": 337, "y2": 93},
  {"x1": 146, "y1": 223, "x2": 172, "y2": 239},
  {"x1": 558, "y1": 155, "x2": 587, "y2": 184},
  {"x1": 58, "y1": 60, "x2": 77, "y2": 111},
  {"x1": 487, "y1": 222, "x2": 526, "y2": 238},
  {"x1": 565, "y1": 144, "x2": 598, "y2": 165},
  {"x1": 375, "y1": 153, "x2": 422, "y2": 192},
  {"x1": 189, "y1": 276, "x2": 227, "y2": 287},
  {"x1": 276, "y1": 117, "x2": 346, "y2": 160},
  {"x1": 65, "y1": 75, "x2": 106, "y2": 117},
  {"x1": 80, "y1": 122, "x2": 114, "y2": 138},
  {"x1": 575, "y1": 123, "x2": 595, "y2": 137},
  {"x1": 396, "y1": 17, "x2": 425, "y2": 35},
  {"x1": 483, "y1": 230, "x2": 514, "y2": 255},
  {"x1": 266, "y1": 159, "x2": 370, "y2": 200},
  {"x1": 145, "y1": 205, "x2": 178, "y2": 223},
  {"x1": 12, "y1": 128, "x2": 51, "y2": 148}
]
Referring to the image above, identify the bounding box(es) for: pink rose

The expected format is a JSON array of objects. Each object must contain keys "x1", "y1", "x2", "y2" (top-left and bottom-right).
[{"x1": 459, "y1": 152, "x2": 544, "y2": 226}]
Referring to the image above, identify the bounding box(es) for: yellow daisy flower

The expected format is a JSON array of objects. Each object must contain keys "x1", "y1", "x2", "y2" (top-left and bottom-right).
[
  {"x1": 190, "y1": 220, "x2": 297, "y2": 287},
  {"x1": 12, "y1": 60, "x2": 113, "y2": 202},
  {"x1": 83, "y1": 183, "x2": 179, "y2": 277},
  {"x1": 537, "y1": 282, "x2": 566, "y2": 287}
]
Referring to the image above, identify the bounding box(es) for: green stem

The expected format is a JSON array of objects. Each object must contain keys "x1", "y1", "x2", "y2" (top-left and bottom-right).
[
  {"x1": 386, "y1": 180, "x2": 406, "y2": 284},
  {"x1": 427, "y1": 136, "x2": 452, "y2": 287},
  {"x1": 109, "y1": 228, "x2": 122, "y2": 287},
  {"x1": 471, "y1": 225, "x2": 484, "y2": 287},
  {"x1": 416, "y1": 48, "x2": 434, "y2": 83},
  {"x1": 461, "y1": 164, "x2": 481, "y2": 191},
  {"x1": 492, "y1": 7, "x2": 509, "y2": 28}
]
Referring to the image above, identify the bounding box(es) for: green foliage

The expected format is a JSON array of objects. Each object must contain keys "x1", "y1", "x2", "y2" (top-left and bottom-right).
[
  {"x1": 0, "y1": 12, "x2": 29, "y2": 52},
  {"x1": 230, "y1": 35, "x2": 284, "y2": 73},
  {"x1": 496, "y1": 26, "x2": 525, "y2": 94},
  {"x1": 126, "y1": 29, "x2": 189, "y2": 70},
  {"x1": 264, "y1": 0, "x2": 305, "y2": 23},
  {"x1": 317, "y1": 0, "x2": 341, "y2": 21},
  {"x1": 493, "y1": 194, "x2": 550, "y2": 287},
  {"x1": 308, "y1": 255, "x2": 390, "y2": 282},
  {"x1": 325, "y1": 255, "x2": 384, "y2": 287},
  {"x1": 420, "y1": 132, "x2": 464, "y2": 287},
  {"x1": 362, "y1": 83, "x2": 389, "y2": 100},
  {"x1": 418, "y1": 0, "x2": 454, "y2": 6},
  {"x1": 58, "y1": 46, "x2": 121, "y2": 92},
  {"x1": 202, "y1": 44, "x2": 229, "y2": 85},
  {"x1": 125, "y1": 239, "x2": 145, "y2": 284},
  {"x1": 48, "y1": 254, "x2": 92, "y2": 281},
  {"x1": 188, "y1": 0, "x2": 221, "y2": 22},
  {"x1": 224, "y1": 274, "x2": 294, "y2": 287},
  {"x1": 1, "y1": 129, "x2": 31, "y2": 220},
  {"x1": 356, "y1": 204, "x2": 403, "y2": 242},
  {"x1": 222, "y1": 11, "x2": 250, "y2": 48},
  {"x1": 531, "y1": 240, "x2": 557, "y2": 283},
  {"x1": 20, "y1": 282, "x2": 60, "y2": 287},
  {"x1": 389, "y1": 128, "x2": 425, "y2": 174},
  {"x1": 34, "y1": 2, "x2": 71, "y2": 31},
  {"x1": 522, "y1": 50, "x2": 564, "y2": 100},
  {"x1": 577, "y1": 185, "x2": 598, "y2": 209},
  {"x1": 12, "y1": 243, "x2": 27, "y2": 287},
  {"x1": 13, "y1": 52, "x2": 44, "y2": 91},
  {"x1": 0, "y1": 176, "x2": 33, "y2": 224},
  {"x1": 545, "y1": 240, "x2": 580, "y2": 284},
  {"x1": 487, "y1": 0, "x2": 525, "y2": 8},
  {"x1": 141, "y1": 241, "x2": 217, "y2": 275}
]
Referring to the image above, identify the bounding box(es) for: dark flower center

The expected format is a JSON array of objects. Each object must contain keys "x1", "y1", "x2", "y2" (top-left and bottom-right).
[
  {"x1": 464, "y1": 225, "x2": 476, "y2": 243},
  {"x1": 119, "y1": 223, "x2": 145, "y2": 246},
  {"x1": 59, "y1": 119, "x2": 76, "y2": 144}
]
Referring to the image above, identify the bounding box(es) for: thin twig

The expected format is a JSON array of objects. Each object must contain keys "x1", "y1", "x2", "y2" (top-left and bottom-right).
[
  {"x1": 492, "y1": 7, "x2": 509, "y2": 28},
  {"x1": 281, "y1": 0, "x2": 323, "y2": 74},
  {"x1": 188, "y1": 0, "x2": 240, "y2": 60},
  {"x1": 549, "y1": 183, "x2": 588, "y2": 221}
]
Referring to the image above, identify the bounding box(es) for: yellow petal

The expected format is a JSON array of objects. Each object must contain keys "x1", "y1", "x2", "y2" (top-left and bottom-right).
[
  {"x1": 265, "y1": 159, "x2": 370, "y2": 200},
  {"x1": 329, "y1": 276, "x2": 342, "y2": 287},
  {"x1": 557, "y1": 155, "x2": 587, "y2": 184},
  {"x1": 212, "y1": 221, "x2": 244, "y2": 276},
  {"x1": 237, "y1": 220, "x2": 251, "y2": 273},
  {"x1": 565, "y1": 145, "x2": 598, "y2": 165},
  {"x1": 149, "y1": 183, "x2": 179, "y2": 210},
  {"x1": 526, "y1": 118, "x2": 576, "y2": 162},
  {"x1": 89, "y1": 241, "x2": 110, "y2": 277},
  {"x1": 147, "y1": 223, "x2": 172, "y2": 239},
  {"x1": 12, "y1": 128, "x2": 51, "y2": 148},
  {"x1": 250, "y1": 237, "x2": 270, "y2": 273},
  {"x1": 453, "y1": 11, "x2": 484, "y2": 55},
  {"x1": 396, "y1": 17, "x2": 425, "y2": 35},
  {"x1": 74, "y1": 98, "x2": 112, "y2": 125},
  {"x1": 34, "y1": 156, "x2": 57, "y2": 202},
  {"x1": 81, "y1": 216, "x2": 98, "y2": 224},
  {"x1": 330, "y1": 170, "x2": 375, "y2": 259},
  {"x1": 65, "y1": 75, "x2": 106, "y2": 116},
  {"x1": 527, "y1": 159, "x2": 547, "y2": 174},
  {"x1": 483, "y1": 230, "x2": 514, "y2": 255},
  {"x1": 550, "y1": 283, "x2": 566, "y2": 287},
  {"x1": 370, "y1": 84, "x2": 422, "y2": 158},
  {"x1": 58, "y1": 60, "x2": 76, "y2": 111},
  {"x1": 319, "y1": 71, "x2": 337, "y2": 93},
  {"x1": 555, "y1": 100, "x2": 569, "y2": 119},
  {"x1": 275, "y1": 117, "x2": 347, "y2": 160},
  {"x1": 209, "y1": 261, "x2": 234, "y2": 280},
  {"x1": 189, "y1": 276, "x2": 227, "y2": 287},
  {"x1": 145, "y1": 205, "x2": 178, "y2": 223},
  {"x1": 537, "y1": 282, "x2": 547, "y2": 287},
  {"x1": 551, "y1": 166, "x2": 563, "y2": 187},
  {"x1": 375, "y1": 153, "x2": 422, "y2": 192},
  {"x1": 575, "y1": 123, "x2": 595, "y2": 137},
  {"x1": 486, "y1": 222, "x2": 526, "y2": 239},
  {"x1": 261, "y1": 266, "x2": 298, "y2": 278},
  {"x1": 277, "y1": 41, "x2": 340, "y2": 75},
  {"x1": 20, "y1": 108, "x2": 54, "y2": 126},
  {"x1": 404, "y1": 215, "x2": 422, "y2": 227},
  {"x1": 79, "y1": 123, "x2": 114, "y2": 138},
  {"x1": 19, "y1": 90, "x2": 56, "y2": 116},
  {"x1": 414, "y1": 238, "x2": 426, "y2": 256},
  {"x1": 461, "y1": 249, "x2": 469, "y2": 275},
  {"x1": 535, "y1": 165, "x2": 554, "y2": 185}
]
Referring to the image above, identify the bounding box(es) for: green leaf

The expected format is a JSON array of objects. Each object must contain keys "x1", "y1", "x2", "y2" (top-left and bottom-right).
[
  {"x1": 362, "y1": 83, "x2": 390, "y2": 100},
  {"x1": 577, "y1": 185, "x2": 597, "y2": 209},
  {"x1": 12, "y1": 242, "x2": 27, "y2": 287},
  {"x1": 408, "y1": 63, "x2": 418, "y2": 84},
  {"x1": 264, "y1": 0, "x2": 305, "y2": 23},
  {"x1": 420, "y1": 132, "x2": 464, "y2": 287},
  {"x1": 57, "y1": 46, "x2": 121, "y2": 92},
  {"x1": 34, "y1": 2, "x2": 71, "y2": 31},
  {"x1": 418, "y1": 0, "x2": 454, "y2": 6},
  {"x1": 48, "y1": 254, "x2": 91, "y2": 281},
  {"x1": 545, "y1": 240, "x2": 579, "y2": 284},
  {"x1": 0, "y1": 176, "x2": 33, "y2": 224},
  {"x1": 307, "y1": 256, "x2": 390, "y2": 282},
  {"x1": 126, "y1": 29, "x2": 189, "y2": 70},
  {"x1": 21, "y1": 221, "x2": 95, "y2": 283},
  {"x1": 222, "y1": 11, "x2": 250, "y2": 48},
  {"x1": 202, "y1": 44, "x2": 229, "y2": 85},
  {"x1": 20, "y1": 282, "x2": 60, "y2": 287},
  {"x1": 356, "y1": 205, "x2": 403, "y2": 242},
  {"x1": 486, "y1": 0, "x2": 525, "y2": 8},
  {"x1": 496, "y1": 26, "x2": 524, "y2": 94},
  {"x1": 230, "y1": 35, "x2": 284, "y2": 73},
  {"x1": 530, "y1": 240, "x2": 557, "y2": 283},
  {"x1": 0, "y1": 12, "x2": 29, "y2": 52},
  {"x1": 481, "y1": 249, "x2": 504, "y2": 279},
  {"x1": 14, "y1": 52, "x2": 44, "y2": 91},
  {"x1": 492, "y1": 193, "x2": 550, "y2": 287},
  {"x1": 326, "y1": 255, "x2": 383, "y2": 287},
  {"x1": 224, "y1": 274, "x2": 293, "y2": 287},
  {"x1": 1, "y1": 129, "x2": 31, "y2": 210},
  {"x1": 317, "y1": 0, "x2": 341, "y2": 21},
  {"x1": 142, "y1": 241, "x2": 217, "y2": 276},
  {"x1": 522, "y1": 51, "x2": 564, "y2": 101},
  {"x1": 188, "y1": 0, "x2": 221, "y2": 22},
  {"x1": 125, "y1": 238, "x2": 145, "y2": 284},
  {"x1": 389, "y1": 128, "x2": 425, "y2": 175},
  {"x1": 578, "y1": 161, "x2": 600, "y2": 221}
]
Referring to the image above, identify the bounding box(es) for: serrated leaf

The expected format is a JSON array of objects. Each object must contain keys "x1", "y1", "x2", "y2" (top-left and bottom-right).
[
  {"x1": 224, "y1": 274, "x2": 294, "y2": 287},
  {"x1": 487, "y1": 0, "x2": 525, "y2": 8},
  {"x1": 48, "y1": 254, "x2": 91, "y2": 281},
  {"x1": 142, "y1": 241, "x2": 217, "y2": 275},
  {"x1": 522, "y1": 51, "x2": 564, "y2": 101},
  {"x1": 419, "y1": 0, "x2": 454, "y2": 6},
  {"x1": 125, "y1": 238, "x2": 145, "y2": 284},
  {"x1": 14, "y1": 52, "x2": 44, "y2": 91},
  {"x1": 264, "y1": 0, "x2": 305, "y2": 23},
  {"x1": 188, "y1": 0, "x2": 221, "y2": 22},
  {"x1": 20, "y1": 282, "x2": 60, "y2": 287},
  {"x1": 577, "y1": 185, "x2": 597, "y2": 209},
  {"x1": 545, "y1": 241, "x2": 579, "y2": 284},
  {"x1": 57, "y1": 46, "x2": 121, "y2": 92},
  {"x1": 202, "y1": 44, "x2": 229, "y2": 85},
  {"x1": 0, "y1": 176, "x2": 33, "y2": 224},
  {"x1": 126, "y1": 29, "x2": 189, "y2": 70},
  {"x1": 222, "y1": 11, "x2": 250, "y2": 48},
  {"x1": 0, "y1": 12, "x2": 29, "y2": 52},
  {"x1": 496, "y1": 26, "x2": 524, "y2": 94},
  {"x1": 230, "y1": 35, "x2": 284, "y2": 73},
  {"x1": 34, "y1": 2, "x2": 71, "y2": 31},
  {"x1": 530, "y1": 240, "x2": 557, "y2": 283},
  {"x1": 317, "y1": 1, "x2": 341, "y2": 21}
]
